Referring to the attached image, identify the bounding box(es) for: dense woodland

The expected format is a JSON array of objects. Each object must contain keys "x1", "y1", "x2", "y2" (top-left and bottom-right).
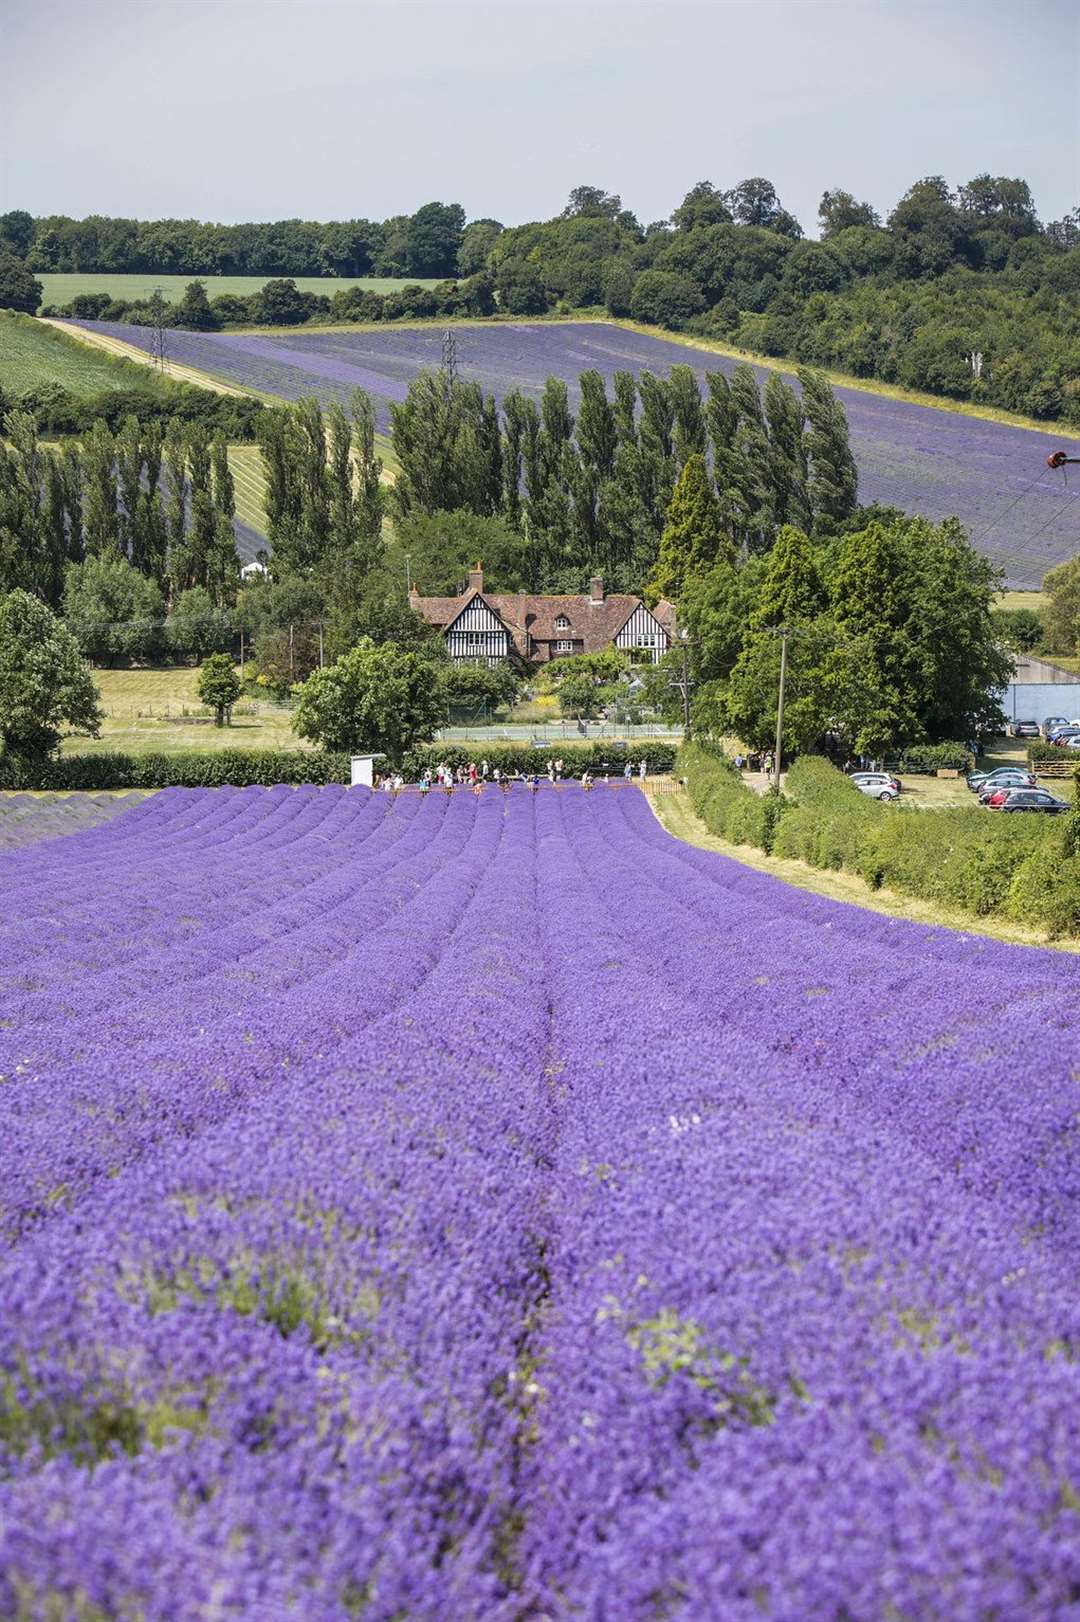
[{"x1": 3, "y1": 173, "x2": 1079, "y2": 422}]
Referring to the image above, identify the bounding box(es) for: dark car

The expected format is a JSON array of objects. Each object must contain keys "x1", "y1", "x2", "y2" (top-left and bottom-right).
[
  {"x1": 975, "y1": 770, "x2": 1037, "y2": 802},
  {"x1": 986, "y1": 788, "x2": 1070, "y2": 813},
  {"x1": 967, "y1": 767, "x2": 1036, "y2": 793},
  {"x1": 1008, "y1": 720, "x2": 1041, "y2": 738}
]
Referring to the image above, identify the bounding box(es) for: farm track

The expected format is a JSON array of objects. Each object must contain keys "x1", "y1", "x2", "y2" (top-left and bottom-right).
[{"x1": 38, "y1": 316, "x2": 252, "y2": 397}]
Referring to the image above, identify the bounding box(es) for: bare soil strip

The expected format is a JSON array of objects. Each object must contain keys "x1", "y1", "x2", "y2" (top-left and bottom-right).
[{"x1": 38, "y1": 318, "x2": 251, "y2": 398}]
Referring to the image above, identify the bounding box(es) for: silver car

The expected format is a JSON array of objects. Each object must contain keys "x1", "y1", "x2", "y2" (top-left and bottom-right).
[{"x1": 851, "y1": 772, "x2": 900, "y2": 802}]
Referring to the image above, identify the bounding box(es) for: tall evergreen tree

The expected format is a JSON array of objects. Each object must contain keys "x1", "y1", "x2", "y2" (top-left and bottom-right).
[
  {"x1": 750, "y1": 524, "x2": 826, "y2": 628},
  {"x1": 763, "y1": 373, "x2": 811, "y2": 532},
  {"x1": 669, "y1": 364, "x2": 708, "y2": 465},
  {"x1": 649, "y1": 452, "x2": 731, "y2": 602}
]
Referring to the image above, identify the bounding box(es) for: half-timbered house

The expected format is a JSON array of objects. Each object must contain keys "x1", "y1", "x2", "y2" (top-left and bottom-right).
[{"x1": 411, "y1": 567, "x2": 677, "y2": 667}]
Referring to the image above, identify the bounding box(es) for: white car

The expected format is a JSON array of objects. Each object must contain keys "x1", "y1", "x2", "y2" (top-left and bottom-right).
[{"x1": 851, "y1": 772, "x2": 900, "y2": 801}]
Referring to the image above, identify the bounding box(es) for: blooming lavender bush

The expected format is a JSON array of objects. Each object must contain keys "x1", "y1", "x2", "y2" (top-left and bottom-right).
[
  {"x1": 65, "y1": 318, "x2": 1074, "y2": 586},
  {"x1": 2, "y1": 782, "x2": 1080, "y2": 1617}
]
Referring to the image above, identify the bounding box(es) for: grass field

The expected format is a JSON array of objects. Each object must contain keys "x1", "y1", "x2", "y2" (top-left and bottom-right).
[
  {"x1": 38, "y1": 273, "x2": 444, "y2": 307},
  {"x1": 64, "y1": 666, "x2": 307, "y2": 755},
  {"x1": 1000, "y1": 590, "x2": 1048, "y2": 611},
  {"x1": 227, "y1": 444, "x2": 269, "y2": 533},
  {"x1": 0, "y1": 311, "x2": 173, "y2": 398}
]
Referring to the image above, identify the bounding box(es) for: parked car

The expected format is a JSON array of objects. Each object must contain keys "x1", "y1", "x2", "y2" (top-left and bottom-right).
[
  {"x1": 1042, "y1": 716, "x2": 1070, "y2": 738},
  {"x1": 1065, "y1": 737, "x2": 1080, "y2": 750},
  {"x1": 976, "y1": 770, "x2": 1037, "y2": 802},
  {"x1": 1051, "y1": 729, "x2": 1080, "y2": 746},
  {"x1": 851, "y1": 772, "x2": 900, "y2": 801},
  {"x1": 967, "y1": 766, "x2": 1036, "y2": 793},
  {"x1": 1008, "y1": 720, "x2": 1041, "y2": 738},
  {"x1": 986, "y1": 788, "x2": 1071, "y2": 813}
]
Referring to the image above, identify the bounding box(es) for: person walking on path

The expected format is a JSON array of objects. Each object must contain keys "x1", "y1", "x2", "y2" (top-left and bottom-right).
[
  {"x1": 638, "y1": 758, "x2": 647, "y2": 781},
  {"x1": 623, "y1": 761, "x2": 633, "y2": 783},
  {"x1": 555, "y1": 757, "x2": 564, "y2": 782},
  {"x1": 480, "y1": 758, "x2": 489, "y2": 780}
]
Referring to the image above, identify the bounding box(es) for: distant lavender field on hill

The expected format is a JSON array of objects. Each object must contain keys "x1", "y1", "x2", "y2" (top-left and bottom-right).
[{"x1": 67, "y1": 319, "x2": 1079, "y2": 587}]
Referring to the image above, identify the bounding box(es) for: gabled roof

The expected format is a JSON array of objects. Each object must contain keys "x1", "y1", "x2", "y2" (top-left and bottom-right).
[{"x1": 412, "y1": 581, "x2": 676, "y2": 657}]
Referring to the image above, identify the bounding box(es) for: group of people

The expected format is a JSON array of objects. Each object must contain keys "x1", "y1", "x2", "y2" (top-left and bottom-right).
[
  {"x1": 733, "y1": 751, "x2": 775, "y2": 776},
  {"x1": 374, "y1": 756, "x2": 653, "y2": 797}
]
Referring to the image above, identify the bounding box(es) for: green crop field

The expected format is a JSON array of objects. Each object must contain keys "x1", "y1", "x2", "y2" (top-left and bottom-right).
[
  {"x1": 227, "y1": 444, "x2": 269, "y2": 533},
  {"x1": 37, "y1": 273, "x2": 444, "y2": 307},
  {"x1": 66, "y1": 666, "x2": 307, "y2": 756},
  {"x1": 0, "y1": 311, "x2": 173, "y2": 398}
]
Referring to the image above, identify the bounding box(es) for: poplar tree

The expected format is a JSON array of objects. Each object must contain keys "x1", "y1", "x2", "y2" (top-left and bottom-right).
[
  {"x1": 82, "y1": 421, "x2": 119, "y2": 558},
  {"x1": 669, "y1": 365, "x2": 708, "y2": 465},
  {"x1": 798, "y1": 367, "x2": 858, "y2": 531}
]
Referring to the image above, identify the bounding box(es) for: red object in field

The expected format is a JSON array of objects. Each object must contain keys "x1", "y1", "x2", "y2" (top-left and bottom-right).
[{"x1": 1047, "y1": 451, "x2": 1080, "y2": 469}]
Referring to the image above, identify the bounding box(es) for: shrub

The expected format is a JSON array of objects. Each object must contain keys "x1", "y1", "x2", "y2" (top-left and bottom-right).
[
  {"x1": 680, "y1": 741, "x2": 775, "y2": 850},
  {"x1": 0, "y1": 750, "x2": 349, "y2": 791},
  {"x1": 893, "y1": 742, "x2": 974, "y2": 773}
]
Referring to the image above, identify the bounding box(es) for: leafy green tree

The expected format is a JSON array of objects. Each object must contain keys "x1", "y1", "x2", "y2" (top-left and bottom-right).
[
  {"x1": 166, "y1": 586, "x2": 234, "y2": 662},
  {"x1": 1041, "y1": 554, "x2": 1080, "y2": 653},
  {"x1": 292, "y1": 639, "x2": 445, "y2": 762},
  {"x1": 0, "y1": 588, "x2": 102, "y2": 758},
  {"x1": 723, "y1": 619, "x2": 833, "y2": 753},
  {"x1": 0, "y1": 211, "x2": 35, "y2": 258},
  {"x1": 991, "y1": 606, "x2": 1042, "y2": 652},
  {"x1": 629, "y1": 270, "x2": 705, "y2": 329},
  {"x1": 196, "y1": 651, "x2": 242, "y2": 725},
  {"x1": 751, "y1": 525, "x2": 826, "y2": 628},
  {"x1": 649, "y1": 453, "x2": 730, "y2": 602},
  {"x1": 394, "y1": 509, "x2": 529, "y2": 594},
  {"x1": 0, "y1": 254, "x2": 43, "y2": 313},
  {"x1": 174, "y1": 280, "x2": 219, "y2": 330},
  {"x1": 405, "y1": 202, "x2": 465, "y2": 277},
  {"x1": 445, "y1": 660, "x2": 518, "y2": 715},
  {"x1": 63, "y1": 554, "x2": 165, "y2": 665},
  {"x1": 818, "y1": 190, "x2": 880, "y2": 237},
  {"x1": 457, "y1": 218, "x2": 504, "y2": 276},
  {"x1": 252, "y1": 278, "x2": 310, "y2": 326},
  {"x1": 495, "y1": 261, "x2": 549, "y2": 314},
  {"x1": 672, "y1": 182, "x2": 732, "y2": 233}
]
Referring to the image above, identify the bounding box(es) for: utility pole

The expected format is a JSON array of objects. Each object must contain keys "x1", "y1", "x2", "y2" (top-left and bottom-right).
[
  {"x1": 318, "y1": 621, "x2": 324, "y2": 669},
  {"x1": 441, "y1": 327, "x2": 458, "y2": 387},
  {"x1": 773, "y1": 626, "x2": 789, "y2": 792},
  {"x1": 679, "y1": 629, "x2": 692, "y2": 741},
  {"x1": 404, "y1": 553, "x2": 412, "y2": 595}
]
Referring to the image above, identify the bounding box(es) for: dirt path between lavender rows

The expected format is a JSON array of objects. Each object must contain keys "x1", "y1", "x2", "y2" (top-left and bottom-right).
[{"x1": 39, "y1": 317, "x2": 251, "y2": 397}]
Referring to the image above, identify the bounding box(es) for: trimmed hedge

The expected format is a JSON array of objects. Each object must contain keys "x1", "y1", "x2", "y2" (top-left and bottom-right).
[
  {"x1": 0, "y1": 740, "x2": 678, "y2": 792},
  {"x1": 683, "y1": 747, "x2": 1080, "y2": 937},
  {"x1": 0, "y1": 750, "x2": 350, "y2": 791},
  {"x1": 1027, "y1": 741, "x2": 1080, "y2": 767},
  {"x1": 892, "y1": 742, "x2": 974, "y2": 773},
  {"x1": 401, "y1": 741, "x2": 678, "y2": 779},
  {"x1": 681, "y1": 742, "x2": 782, "y2": 853}
]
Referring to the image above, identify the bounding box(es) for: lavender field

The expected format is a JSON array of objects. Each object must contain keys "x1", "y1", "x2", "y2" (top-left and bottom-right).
[
  {"x1": 3, "y1": 782, "x2": 1080, "y2": 1619},
  {"x1": 67, "y1": 318, "x2": 1080, "y2": 587}
]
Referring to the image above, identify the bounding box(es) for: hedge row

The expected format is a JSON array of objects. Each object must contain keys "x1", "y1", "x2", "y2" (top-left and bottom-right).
[
  {"x1": 682, "y1": 742, "x2": 782, "y2": 853},
  {"x1": 0, "y1": 740, "x2": 679, "y2": 792},
  {"x1": 892, "y1": 742, "x2": 974, "y2": 772},
  {"x1": 401, "y1": 741, "x2": 678, "y2": 779},
  {"x1": 683, "y1": 748, "x2": 1080, "y2": 937},
  {"x1": 0, "y1": 750, "x2": 350, "y2": 791}
]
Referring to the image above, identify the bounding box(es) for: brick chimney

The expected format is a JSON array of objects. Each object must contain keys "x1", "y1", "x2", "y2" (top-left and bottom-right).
[
  {"x1": 468, "y1": 561, "x2": 484, "y2": 594},
  {"x1": 589, "y1": 575, "x2": 604, "y2": 604}
]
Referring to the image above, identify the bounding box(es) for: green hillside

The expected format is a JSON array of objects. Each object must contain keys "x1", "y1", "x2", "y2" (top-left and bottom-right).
[
  {"x1": 38, "y1": 273, "x2": 443, "y2": 307},
  {"x1": 0, "y1": 311, "x2": 174, "y2": 398}
]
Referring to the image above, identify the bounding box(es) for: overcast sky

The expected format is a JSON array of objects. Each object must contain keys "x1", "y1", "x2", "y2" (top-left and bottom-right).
[{"x1": 4, "y1": 0, "x2": 1077, "y2": 233}]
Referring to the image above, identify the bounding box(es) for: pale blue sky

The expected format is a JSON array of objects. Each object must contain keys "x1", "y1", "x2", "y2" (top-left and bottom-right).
[{"x1": 3, "y1": 0, "x2": 1077, "y2": 232}]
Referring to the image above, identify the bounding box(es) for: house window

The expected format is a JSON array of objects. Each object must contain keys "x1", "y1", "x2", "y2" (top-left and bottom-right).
[
  {"x1": 555, "y1": 615, "x2": 570, "y2": 630},
  {"x1": 555, "y1": 639, "x2": 574, "y2": 654}
]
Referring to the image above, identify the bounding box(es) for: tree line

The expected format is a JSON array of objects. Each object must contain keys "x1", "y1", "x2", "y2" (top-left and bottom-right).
[
  {"x1": 386, "y1": 361, "x2": 857, "y2": 595},
  {"x1": 5, "y1": 172, "x2": 1078, "y2": 422}
]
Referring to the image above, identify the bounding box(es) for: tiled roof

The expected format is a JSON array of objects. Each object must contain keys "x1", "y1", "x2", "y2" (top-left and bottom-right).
[{"x1": 413, "y1": 581, "x2": 676, "y2": 658}]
